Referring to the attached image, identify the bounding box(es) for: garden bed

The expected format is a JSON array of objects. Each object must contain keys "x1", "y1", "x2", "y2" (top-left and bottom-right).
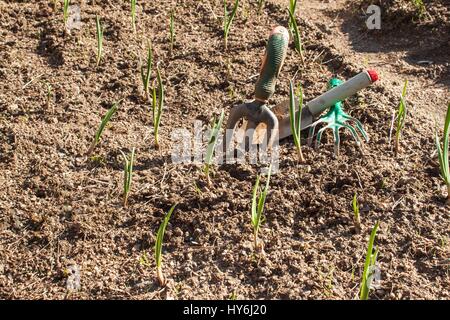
[{"x1": 0, "y1": 0, "x2": 448, "y2": 299}]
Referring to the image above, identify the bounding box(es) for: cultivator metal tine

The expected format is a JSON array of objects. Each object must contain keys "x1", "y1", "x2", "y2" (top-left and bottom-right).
[
  {"x1": 244, "y1": 120, "x2": 257, "y2": 151},
  {"x1": 223, "y1": 102, "x2": 280, "y2": 156},
  {"x1": 225, "y1": 103, "x2": 251, "y2": 132},
  {"x1": 224, "y1": 103, "x2": 252, "y2": 155},
  {"x1": 354, "y1": 120, "x2": 369, "y2": 142},
  {"x1": 343, "y1": 123, "x2": 362, "y2": 147},
  {"x1": 315, "y1": 123, "x2": 333, "y2": 149},
  {"x1": 258, "y1": 106, "x2": 279, "y2": 149},
  {"x1": 343, "y1": 115, "x2": 369, "y2": 142},
  {"x1": 239, "y1": 119, "x2": 249, "y2": 136},
  {"x1": 307, "y1": 118, "x2": 326, "y2": 146}
]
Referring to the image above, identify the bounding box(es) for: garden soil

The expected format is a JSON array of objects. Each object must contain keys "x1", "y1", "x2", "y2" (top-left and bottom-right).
[{"x1": 0, "y1": 0, "x2": 448, "y2": 299}]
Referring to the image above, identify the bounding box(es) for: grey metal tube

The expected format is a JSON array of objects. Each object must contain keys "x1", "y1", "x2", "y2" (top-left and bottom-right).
[{"x1": 306, "y1": 70, "x2": 377, "y2": 116}]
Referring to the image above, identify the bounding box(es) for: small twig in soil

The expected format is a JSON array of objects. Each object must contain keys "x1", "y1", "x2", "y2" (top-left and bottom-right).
[{"x1": 22, "y1": 73, "x2": 45, "y2": 89}]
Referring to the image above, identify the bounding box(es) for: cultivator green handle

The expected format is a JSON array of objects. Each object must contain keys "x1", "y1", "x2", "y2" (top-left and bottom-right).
[{"x1": 254, "y1": 26, "x2": 289, "y2": 102}]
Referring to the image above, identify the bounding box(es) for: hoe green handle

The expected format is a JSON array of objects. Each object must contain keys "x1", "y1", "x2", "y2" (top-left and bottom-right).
[{"x1": 254, "y1": 26, "x2": 289, "y2": 102}]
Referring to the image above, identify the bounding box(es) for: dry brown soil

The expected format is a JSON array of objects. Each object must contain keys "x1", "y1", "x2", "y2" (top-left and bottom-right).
[{"x1": 0, "y1": 0, "x2": 449, "y2": 299}]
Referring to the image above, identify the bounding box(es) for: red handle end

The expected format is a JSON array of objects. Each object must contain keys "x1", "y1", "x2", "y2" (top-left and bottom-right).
[{"x1": 367, "y1": 69, "x2": 379, "y2": 83}]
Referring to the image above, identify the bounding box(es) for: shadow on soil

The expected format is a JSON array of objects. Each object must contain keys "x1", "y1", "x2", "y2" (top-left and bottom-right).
[{"x1": 332, "y1": 0, "x2": 450, "y2": 86}]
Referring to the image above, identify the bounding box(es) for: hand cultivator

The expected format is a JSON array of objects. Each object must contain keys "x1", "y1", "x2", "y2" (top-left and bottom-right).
[
  {"x1": 307, "y1": 78, "x2": 370, "y2": 155},
  {"x1": 224, "y1": 25, "x2": 378, "y2": 155},
  {"x1": 224, "y1": 26, "x2": 290, "y2": 153}
]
